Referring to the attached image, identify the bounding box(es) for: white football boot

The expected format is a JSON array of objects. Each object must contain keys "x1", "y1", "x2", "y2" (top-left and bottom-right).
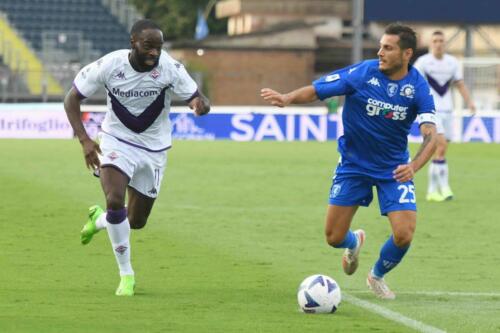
[
  {"x1": 366, "y1": 272, "x2": 396, "y2": 300},
  {"x1": 342, "y1": 229, "x2": 365, "y2": 275}
]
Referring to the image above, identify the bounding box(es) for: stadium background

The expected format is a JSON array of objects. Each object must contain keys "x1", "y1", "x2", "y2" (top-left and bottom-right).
[
  {"x1": 1, "y1": 1, "x2": 499, "y2": 333},
  {"x1": 0, "y1": 0, "x2": 499, "y2": 142}
]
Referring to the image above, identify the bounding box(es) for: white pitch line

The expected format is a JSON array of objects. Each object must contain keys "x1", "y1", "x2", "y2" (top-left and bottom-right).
[
  {"x1": 348, "y1": 290, "x2": 500, "y2": 297},
  {"x1": 343, "y1": 293, "x2": 447, "y2": 333}
]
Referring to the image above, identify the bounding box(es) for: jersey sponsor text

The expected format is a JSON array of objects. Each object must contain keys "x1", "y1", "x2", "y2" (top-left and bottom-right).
[
  {"x1": 366, "y1": 98, "x2": 408, "y2": 120},
  {"x1": 111, "y1": 87, "x2": 160, "y2": 98}
]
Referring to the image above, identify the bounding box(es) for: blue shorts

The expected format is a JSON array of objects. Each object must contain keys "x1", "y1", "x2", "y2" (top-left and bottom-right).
[{"x1": 329, "y1": 173, "x2": 417, "y2": 216}]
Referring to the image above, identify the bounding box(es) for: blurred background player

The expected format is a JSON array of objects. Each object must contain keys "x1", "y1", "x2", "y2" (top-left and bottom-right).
[
  {"x1": 64, "y1": 19, "x2": 210, "y2": 296},
  {"x1": 414, "y1": 30, "x2": 476, "y2": 202},
  {"x1": 261, "y1": 23, "x2": 437, "y2": 299}
]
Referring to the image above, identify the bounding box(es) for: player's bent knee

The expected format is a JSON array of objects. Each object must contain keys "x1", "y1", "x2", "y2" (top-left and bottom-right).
[
  {"x1": 129, "y1": 217, "x2": 147, "y2": 229},
  {"x1": 105, "y1": 195, "x2": 126, "y2": 211},
  {"x1": 393, "y1": 232, "x2": 413, "y2": 247},
  {"x1": 325, "y1": 231, "x2": 346, "y2": 247}
]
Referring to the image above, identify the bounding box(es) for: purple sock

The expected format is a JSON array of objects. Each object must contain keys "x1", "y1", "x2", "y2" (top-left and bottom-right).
[{"x1": 106, "y1": 208, "x2": 127, "y2": 224}]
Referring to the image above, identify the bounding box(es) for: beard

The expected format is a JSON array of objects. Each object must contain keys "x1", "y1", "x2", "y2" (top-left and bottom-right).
[
  {"x1": 138, "y1": 53, "x2": 159, "y2": 70},
  {"x1": 130, "y1": 51, "x2": 159, "y2": 72},
  {"x1": 380, "y1": 60, "x2": 403, "y2": 76}
]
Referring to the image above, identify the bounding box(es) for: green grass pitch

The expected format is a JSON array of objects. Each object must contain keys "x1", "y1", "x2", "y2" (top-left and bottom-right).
[{"x1": 1, "y1": 139, "x2": 499, "y2": 332}]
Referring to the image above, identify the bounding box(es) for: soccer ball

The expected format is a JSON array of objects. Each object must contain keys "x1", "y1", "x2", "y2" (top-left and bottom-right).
[{"x1": 297, "y1": 274, "x2": 341, "y2": 314}]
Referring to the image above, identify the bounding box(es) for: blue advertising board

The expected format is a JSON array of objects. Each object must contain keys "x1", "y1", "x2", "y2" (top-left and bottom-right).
[
  {"x1": 364, "y1": 0, "x2": 500, "y2": 24},
  {"x1": 0, "y1": 104, "x2": 498, "y2": 143},
  {"x1": 169, "y1": 112, "x2": 342, "y2": 141},
  {"x1": 165, "y1": 111, "x2": 500, "y2": 143}
]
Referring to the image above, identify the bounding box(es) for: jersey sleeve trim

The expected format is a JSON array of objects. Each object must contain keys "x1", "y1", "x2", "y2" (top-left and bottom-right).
[
  {"x1": 185, "y1": 89, "x2": 199, "y2": 103},
  {"x1": 72, "y1": 82, "x2": 87, "y2": 99},
  {"x1": 312, "y1": 83, "x2": 326, "y2": 101}
]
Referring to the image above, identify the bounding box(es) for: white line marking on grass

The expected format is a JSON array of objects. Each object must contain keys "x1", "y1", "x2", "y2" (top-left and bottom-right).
[
  {"x1": 343, "y1": 293, "x2": 447, "y2": 333},
  {"x1": 348, "y1": 290, "x2": 500, "y2": 297}
]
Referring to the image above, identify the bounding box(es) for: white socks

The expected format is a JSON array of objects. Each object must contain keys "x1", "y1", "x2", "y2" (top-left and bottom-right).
[
  {"x1": 427, "y1": 162, "x2": 439, "y2": 193},
  {"x1": 436, "y1": 161, "x2": 450, "y2": 190},
  {"x1": 106, "y1": 208, "x2": 134, "y2": 277},
  {"x1": 428, "y1": 160, "x2": 450, "y2": 193},
  {"x1": 95, "y1": 213, "x2": 107, "y2": 230}
]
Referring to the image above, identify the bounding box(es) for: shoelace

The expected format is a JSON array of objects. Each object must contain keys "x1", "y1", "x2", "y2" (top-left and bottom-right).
[
  {"x1": 345, "y1": 239, "x2": 360, "y2": 262},
  {"x1": 371, "y1": 277, "x2": 391, "y2": 295},
  {"x1": 345, "y1": 249, "x2": 356, "y2": 262}
]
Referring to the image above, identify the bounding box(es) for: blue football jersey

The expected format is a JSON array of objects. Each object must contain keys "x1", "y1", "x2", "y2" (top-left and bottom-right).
[{"x1": 313, "y1": 59, "x2": 436, "y2": 179}]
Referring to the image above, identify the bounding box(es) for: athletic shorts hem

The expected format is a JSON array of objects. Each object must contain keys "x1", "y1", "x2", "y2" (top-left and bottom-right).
[
  {"x1": 100, "y1": 164, "x2": 132, "y2": 181},
  {"x1": 329, "y1": 199, "x2": 370, "y2": 207},
  {"x1": 127, "y1": 184, "x2": 157, "y2": 199},
  {"x1": 380, "y1": 206, "x2": 417, "y2": 216}
]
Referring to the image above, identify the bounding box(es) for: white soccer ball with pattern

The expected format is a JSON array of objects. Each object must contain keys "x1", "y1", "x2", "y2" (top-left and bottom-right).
[{"x1": 297, "y1": 274, "x2": 341, "y2": 313}]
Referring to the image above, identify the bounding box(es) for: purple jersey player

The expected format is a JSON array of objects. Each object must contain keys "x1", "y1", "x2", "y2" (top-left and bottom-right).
[{"x1": 64, "y1": 19, "x2": 210, "y2": 296}]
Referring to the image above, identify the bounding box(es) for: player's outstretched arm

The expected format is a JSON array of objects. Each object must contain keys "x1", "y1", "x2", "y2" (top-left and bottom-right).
[
  {"x1": 393, "y1": 123, "x2": 437, "y2": 183},
  {"x1": 260, "y1": 85, "x2": 318, "y2": 107},
  {"x1": 455, "y1": 80, "x2": 476, "y2": 115},
  {"x1": 63, "y1": 88, "x2": 101, "y2": 170},
  {"x1": 189, "y1": 91, "x2": 210, "y2": 116}
]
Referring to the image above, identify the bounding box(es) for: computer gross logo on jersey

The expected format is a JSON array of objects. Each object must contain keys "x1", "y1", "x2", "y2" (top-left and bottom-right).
[{"x1": 366, "y1": 98, "x2": 408, "y2": 120}]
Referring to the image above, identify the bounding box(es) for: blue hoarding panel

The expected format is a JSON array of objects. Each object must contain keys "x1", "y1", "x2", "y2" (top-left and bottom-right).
[
  {"x1": 169, "y1": 113, "x2": 341, "y2": 141},
  {"x1": 365, "y1": 0, "x2": 500, "y2": 24},
  {"x1": 80, "y1": 111, "x2": 500, "y2": 143}
]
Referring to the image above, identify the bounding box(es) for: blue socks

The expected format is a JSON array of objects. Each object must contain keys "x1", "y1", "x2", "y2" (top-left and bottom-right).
[
  {"x1": 331, "y1": 230, "x2": 357, "y2": 250},
  {"x1": 331, "y1": 232, "x2": 410, "y2": 278},
  {"x1": 372, "y1": 235, "x2": 409, "y2": 278}
]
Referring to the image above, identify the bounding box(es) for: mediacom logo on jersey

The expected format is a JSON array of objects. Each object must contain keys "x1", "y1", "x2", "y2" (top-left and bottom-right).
[
  {"x1": 366, "y1": 98, "x2": 408, "y2": 120},
  {"x1": 111, "y1": 88, "x2": 160, "y2": 98}
]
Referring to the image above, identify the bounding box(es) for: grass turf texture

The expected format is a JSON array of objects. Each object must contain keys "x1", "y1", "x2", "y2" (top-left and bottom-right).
[{"x1": 1, "y1": 139, "x2": 499, "y2": 332}]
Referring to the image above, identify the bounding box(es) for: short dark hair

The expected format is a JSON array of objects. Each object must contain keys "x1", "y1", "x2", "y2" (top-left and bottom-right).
[
  {"x1": 130, "y1": 19, "x2": 162, "y2": 37},
  {"x1": 384, "y1": 23, "x2": 417, "y2": 55},
  {"x1": 432, "y1": 30, "x2": 444, "y2": 37}
]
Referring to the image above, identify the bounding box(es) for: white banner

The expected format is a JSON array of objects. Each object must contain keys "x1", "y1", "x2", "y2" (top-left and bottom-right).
[
  {"x1": 0, "y1": 103, "x2": 73, "y2": 138},
  {"x1": 0, "y1": 103, "x2": 499, "y2": 143}
]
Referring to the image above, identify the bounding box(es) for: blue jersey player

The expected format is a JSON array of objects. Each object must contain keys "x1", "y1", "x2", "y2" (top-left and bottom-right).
[{"x1": 261, "y1": 23, "x2": 437, "y2": 299}]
